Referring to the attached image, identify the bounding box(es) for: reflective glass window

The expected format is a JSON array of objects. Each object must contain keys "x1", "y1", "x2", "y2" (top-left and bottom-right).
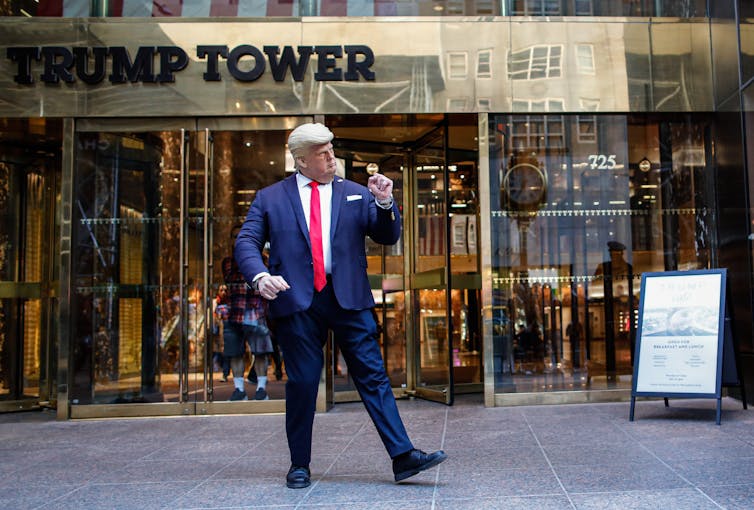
[
  {"x1": 489, "y1": 113, "x2": 715, "y2": 393},
  {"x1": 17, "y1": 0, "x2": 708, "y2": 17},
  {"x1": 0, "y1": 119, "x2": 61, "y2": 403},
  {"x1": 69, "y1": 127, "x2": 293, "y2": 405}
]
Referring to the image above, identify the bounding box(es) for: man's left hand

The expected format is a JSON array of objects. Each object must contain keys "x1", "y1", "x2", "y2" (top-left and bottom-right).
[{"x1": 368, "y1": 174, "x2": 393, "y2": 203}]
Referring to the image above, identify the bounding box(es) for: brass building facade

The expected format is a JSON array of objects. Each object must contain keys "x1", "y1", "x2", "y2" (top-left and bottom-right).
[{"x1": 1, "y1": 0, "x2": 753, "y2": 419}]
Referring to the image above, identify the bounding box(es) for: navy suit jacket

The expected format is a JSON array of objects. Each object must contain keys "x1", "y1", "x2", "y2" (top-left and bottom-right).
[{"x1": 234, "y1": 173, "x2": 401, "y2": 319}]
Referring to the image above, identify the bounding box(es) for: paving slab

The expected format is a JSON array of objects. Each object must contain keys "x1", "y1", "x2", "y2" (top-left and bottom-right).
[{"x1": 0, "y1": 396, "x2": 751, "y2": 509}]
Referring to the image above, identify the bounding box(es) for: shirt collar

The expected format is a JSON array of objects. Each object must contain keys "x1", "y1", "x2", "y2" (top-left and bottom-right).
[{"x1": 296, "y1": 171, "x2": 331, "y2": 189}]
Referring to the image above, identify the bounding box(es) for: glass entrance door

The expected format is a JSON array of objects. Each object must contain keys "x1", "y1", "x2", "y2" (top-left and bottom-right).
[
  {"x1": 410, "y1": 126, "x2": 453, "y2": 404},
  {"x1": 327, "y1": 114, "x2": 481, "y2": 406},
  {"x1": 66, "y1": 114, "x2": 478, "y2": 416},
  {"x1": 69, "y1": 118, "x2": 304, "y2": 417},
  {"x1": 0, "y1": 119, "x2": 61, "y2": 412},
  {"x1": 325, "y1": 115, "x2": 453, "y2": 403},
  {"x1": 70, "y1": 121, "x2": 198, "y2": 415},
  {"x1": 201, "y1": 117, "x2": 306, "y2": 413}
]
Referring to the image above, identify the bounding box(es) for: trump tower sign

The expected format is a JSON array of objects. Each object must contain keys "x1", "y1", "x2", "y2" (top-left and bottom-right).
[
  {"x1": 6, "y1": 44, "x2": 376, "y2": 84},
  {"x1": 0, "y1": 19, "x2": 399, "y2": 117}
]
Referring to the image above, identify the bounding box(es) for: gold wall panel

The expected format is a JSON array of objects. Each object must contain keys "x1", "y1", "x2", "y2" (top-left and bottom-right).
[
  {"x1": 0, "y1": 17, "x2": 713, "y2": 117},
  {"x1": 741, "y1": 18, "x2": 754, "y2": 91},
  {"x1": 710, "y1": 17, "x2": 741, "y2": 110}
]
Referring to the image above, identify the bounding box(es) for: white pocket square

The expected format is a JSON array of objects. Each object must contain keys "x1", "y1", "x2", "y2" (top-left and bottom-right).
[{"x1": 347, "y1": 195, "x2": 363, "y2": 202}]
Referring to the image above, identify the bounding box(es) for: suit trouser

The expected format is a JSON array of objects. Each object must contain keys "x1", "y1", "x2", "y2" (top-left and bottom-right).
[{"x1": 275, "y1": 280, "x2": 414, "y2": 467}]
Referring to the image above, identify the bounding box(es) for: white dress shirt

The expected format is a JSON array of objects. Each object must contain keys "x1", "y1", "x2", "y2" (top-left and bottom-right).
[{"x1": 295, "y1": 172, "x2": 332, "y2": 274}]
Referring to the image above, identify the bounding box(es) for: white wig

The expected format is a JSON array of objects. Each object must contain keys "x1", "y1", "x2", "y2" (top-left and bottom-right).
[{"x1": 287, "y1": 123, "x2": 334, "y2": 160}]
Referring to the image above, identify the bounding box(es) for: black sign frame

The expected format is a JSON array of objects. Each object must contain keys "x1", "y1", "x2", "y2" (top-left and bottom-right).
[{"x1": 629, "y1": 269, "x2": 745, "y2": 425}]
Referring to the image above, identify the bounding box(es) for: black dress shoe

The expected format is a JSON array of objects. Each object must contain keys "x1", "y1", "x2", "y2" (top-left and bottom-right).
[
  {"x1": 286, "y1": 465, "x2": 311, "y2": 489},
  {"x1": 392, "y1": 449, "x2": 448, "y2": 482}
]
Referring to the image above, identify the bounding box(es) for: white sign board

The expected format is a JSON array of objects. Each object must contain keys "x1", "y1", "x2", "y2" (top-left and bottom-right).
[{"x1": 633, "y1": 270, "x2": 725, "y2": 396}]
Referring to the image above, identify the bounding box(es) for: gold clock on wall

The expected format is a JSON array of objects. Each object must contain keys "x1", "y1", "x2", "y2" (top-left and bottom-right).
[{"x1": 503, "y1": 162, "x2": 547, "y2": 208}]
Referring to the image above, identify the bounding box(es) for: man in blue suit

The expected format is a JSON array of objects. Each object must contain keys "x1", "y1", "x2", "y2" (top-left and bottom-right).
[{"x1": 234, "y1": 123, "x2": 447, "y2": 489}]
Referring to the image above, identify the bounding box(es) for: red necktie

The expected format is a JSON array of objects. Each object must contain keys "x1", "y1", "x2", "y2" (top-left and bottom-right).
[{"x1": 308, "y1": 181, "x2": 327, "y2": 292}]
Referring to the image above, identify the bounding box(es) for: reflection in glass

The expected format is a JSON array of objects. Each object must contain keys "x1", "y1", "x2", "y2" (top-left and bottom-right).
[
  {"x1": 210, "y1": 130, "x2": 289, "y2": 402},
  {"x1": 417, "y1": 289, "x2": 449, "y2": 388},
  {"x1": 16, "y1": 0, "x2": 709, "y2": 18},
  {"x1": 335, "y1": 145, "x2": 408, "y2": 391},
  {"x1": 72, "y1": 131, "x2": 182, "y2": 404},
  {"x1": 415, "y1": 143, "x2": 447, "y2": 274},
  {"x1": 383, "y1": 291, "x2": 407, "y2": 387},
  {"x1": 741, "y1": 3, "x2": 754, "y2": 86},
  {"x1": 328, "y1": 114, "x2": 482, "y2": 396},
  {"x1": 489, "y1": 113, "x2": 714, "y2": 394},
  {"x1": 327, "y1": 114, "x2": 445, "y2": 393},
  {"x1": 505, "y1": 0, "x2": 706, "y2": 16},
  {"x1": 71, "y1": 128, "x2": 296, "y2": 405},
  {"x1": 451, "y1": 289, "x2": 482, "y2": 384},
  {"x1": 448, "y1": 115, "x2": 483, "y2": 386},
  {"x1": 0, "y1": 119, "x2": 60, "y2": 402}
]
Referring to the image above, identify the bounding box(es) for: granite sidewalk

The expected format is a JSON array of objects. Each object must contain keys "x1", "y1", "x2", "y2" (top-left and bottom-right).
[{"x1": 2, "y1": 395, "x2": 754, "y2": 509}]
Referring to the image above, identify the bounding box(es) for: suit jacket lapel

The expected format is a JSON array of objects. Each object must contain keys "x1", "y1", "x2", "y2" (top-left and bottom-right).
[
  {"x1": 330, "y1": 178, "x2": 345, "y2": 242},
  {"x1": 284, "y1": 174, "x2": 310, "y2": 248}
]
